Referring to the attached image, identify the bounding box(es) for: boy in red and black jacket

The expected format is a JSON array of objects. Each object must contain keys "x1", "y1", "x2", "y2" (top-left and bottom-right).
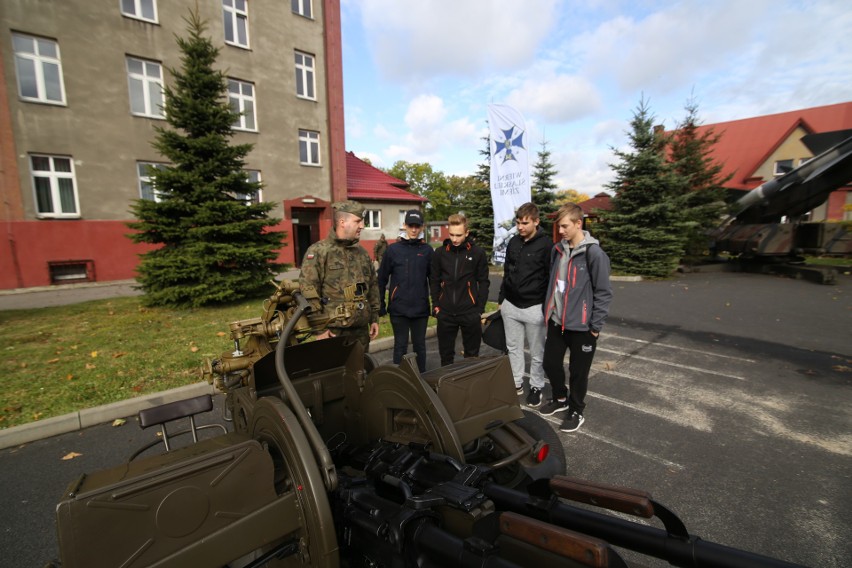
[{"x1": 429, "y1": 213, "x2": 490, "y2": 366}]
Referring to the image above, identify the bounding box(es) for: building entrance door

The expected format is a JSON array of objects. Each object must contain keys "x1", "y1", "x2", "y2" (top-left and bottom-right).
[{"x1": 292, "y1": 208, "x2": 320, "y2": 267}]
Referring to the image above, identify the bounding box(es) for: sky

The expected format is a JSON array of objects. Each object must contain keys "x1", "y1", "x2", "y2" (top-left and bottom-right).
[{"x1": 339, "y1": 0, "x2": 852, "y2": 197}]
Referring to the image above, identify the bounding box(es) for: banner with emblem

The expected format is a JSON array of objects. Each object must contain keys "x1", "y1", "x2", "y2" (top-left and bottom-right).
[{"x1": 487, "y1": 103, "x2": 531, "y2": 264}]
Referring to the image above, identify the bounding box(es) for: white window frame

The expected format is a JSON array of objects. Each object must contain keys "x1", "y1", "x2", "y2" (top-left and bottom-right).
[
  {"x1": 399, "y1": 210, "x2": 407, "y2": 229},
  {"x1": 228, "y1": 79, "x2": 257, "y2": 131},
  {"x1": 223, "y1": 0, "x2": 250, "y2": 49},
  {"x1": 234, "y1": 170, "x2": 263, "y2": 205},
  {"x1": 30, "y1": 154, "x2": 80, "y2": 218},
  {"x1": 120, "y1": 0, "x2": 158, "y2": 23},
  {"x1": 12, "y1": 33, "x2": 66, "y2": 105},
  {"x1": 773, "y1": 159, "x2": 793, "y2": 176},
  {"x1": 126, "y1": 56, "x2": 165, "y2": 118},
  {"x1": 291, "y1": 0, "x2": 313, "y2": 19},
  {"x1": 295, "y1": 51, "x2": 316, "y2": 100},
  {"x1": 364, "y1": 209, "x2": 381, "y2": 229},
  {"x1": 299, "y1": 129, "x2": 321, "y2": 166},
  {"x1": 137, "y1": 162, "x2": 166, "y2": 201}
]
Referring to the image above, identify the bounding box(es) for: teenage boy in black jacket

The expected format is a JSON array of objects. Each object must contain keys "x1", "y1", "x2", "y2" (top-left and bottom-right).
[
  {"x1": 430, "y1": 213, "x2": 490, "y2": 366},
  {"x1": 378, "y1": 210, "x2": 432, "y2": 372},
  {"x1": 498, "y1": 202, "x2": 552, "y2": 407}
]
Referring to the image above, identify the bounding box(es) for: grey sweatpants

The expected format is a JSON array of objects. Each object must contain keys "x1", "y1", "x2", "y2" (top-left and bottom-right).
[{"x1": 501, "y1": 299, "x2": 546, "y2": 390}]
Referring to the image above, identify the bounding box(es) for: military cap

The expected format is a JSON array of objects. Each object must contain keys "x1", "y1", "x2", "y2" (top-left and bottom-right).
[{"x1": 332, "y1": 200, "x2": 365, "y2": 218}]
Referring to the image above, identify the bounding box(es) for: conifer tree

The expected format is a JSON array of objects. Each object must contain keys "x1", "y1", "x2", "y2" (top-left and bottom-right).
[
  {"x1": 669, "y1": 98, "x2": 731, "y2": 258},
  {"x1": 463, "y1": 132, "x2": 495, "y2": 259},
  {"x1": 531, "y1": 137, "x2": 559, "y2": 233},
  {"x1": 128, "y1": 12, "x2": 283, "y2": 307},
  {"x1": 597, "y1": 98, "x2": 689, "y2": 277}
]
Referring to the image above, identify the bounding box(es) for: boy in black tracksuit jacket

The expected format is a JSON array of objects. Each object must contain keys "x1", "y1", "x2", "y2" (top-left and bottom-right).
[
  {"x1": 429, "y1": 214, "x2": 490, "y2": 366},
  {"x1": 378, "y1": 211, "x2": 433, "y2": 372}
]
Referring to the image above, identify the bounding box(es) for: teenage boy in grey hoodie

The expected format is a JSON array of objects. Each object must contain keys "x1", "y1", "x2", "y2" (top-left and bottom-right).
[{"x1": 539, "y1": 203, "x2": 613, "y2": 432}]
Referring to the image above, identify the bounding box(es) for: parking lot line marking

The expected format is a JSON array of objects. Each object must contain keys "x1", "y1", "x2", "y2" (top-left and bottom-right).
[
  {"x1": 604, "y1": 334, "x2": 757, "y2": 364},
  {"x1": 598, "y1": 348, "x2": 747, "y2": 381},
  {"x1": 581, "y1": 430, "x2": 685, "y2": 470},
  {"x1": 537, "y1": 413, "x2": 685, "y2": 471}
]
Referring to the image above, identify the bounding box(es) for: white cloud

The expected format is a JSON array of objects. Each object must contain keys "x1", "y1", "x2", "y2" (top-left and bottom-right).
[
  {"x1": 358, "y1": 0, "x2": 559, "y2": 82},
  {"x1": 579, "y1": 0, "x2": 770, "y2": 93},
  {"x1": 506, "y1": 75, "x2": 602, "y2": 123}
]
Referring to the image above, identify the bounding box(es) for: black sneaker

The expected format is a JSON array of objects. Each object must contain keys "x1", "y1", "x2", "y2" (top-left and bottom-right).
[
  {"x1": 559, "y1": 411, "x2": 585, "y2": 432},
  {"x1": 539, "y1": 398, "x2": 568, "y2": 416},
  {"x1": 525, "y1": 387, "x2": 542, "y2": 407},
  {"x1": 515, "y1": 384, "x2": 524, "y2": 395}
]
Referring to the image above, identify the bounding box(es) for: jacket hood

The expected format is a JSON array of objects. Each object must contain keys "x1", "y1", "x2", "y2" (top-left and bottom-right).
[{"x1": 559, "y1": 230, "x2": 599, "y2": 256}]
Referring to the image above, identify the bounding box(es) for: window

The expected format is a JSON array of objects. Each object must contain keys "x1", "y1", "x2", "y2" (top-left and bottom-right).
[
  {"x1": 295, "y1": 51, "x2": 316, "y2": 100},
  {"x1": 30, "y1": 154, "x2": 79, "y2": 218},
  {"x1": 292, "y1": 0, "x2": 313, "y2": 19},
  {"x1": 299, "y1": 129, "x2": 321, "y2": 165},
  {"x1": 121, "y1": 0, "x2": 157, "y2": 22},
  {"x1": 399, "y1": 210, "x2": 407, "y2": 228},
  {"x1": 228, "y1": 79, "x2": 257, "y2": 131},
  {"x1": 234, "y1": 170, "x2": 262, "y2": 205},
  {"x1": 12, "y1": 33, "x2": 66, "y2": 105},
  {"x1": 773, "y1": 159, "x2": 793, "y2": 176},
  {"x1": 137, "y1": 162, "x2": 166, "y2": 201},
  {"x1": 127, "y1": 57, "x2": 164, "y2": 118},
  {"x1": 799, "y1": 157, "x2": 812, "y2": 166},
  {"x1": 49, "y1": 260, "x2": 94, "y2": 284},
  {"x1": 364, "y1": 209, "x2": 381, "y2": 229},
  {"x1": 223, "y1": 0, "x2": 249, "y2": 48}
]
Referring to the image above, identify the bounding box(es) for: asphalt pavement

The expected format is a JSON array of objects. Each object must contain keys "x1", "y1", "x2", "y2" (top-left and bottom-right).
[{"x1": 1, "y1": 268, "x2": 850, "y2": 567}]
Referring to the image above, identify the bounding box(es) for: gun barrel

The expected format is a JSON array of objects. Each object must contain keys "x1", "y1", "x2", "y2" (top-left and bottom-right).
[{"x1": 483, "y1": 483, "x2": 806, "y2": 568}]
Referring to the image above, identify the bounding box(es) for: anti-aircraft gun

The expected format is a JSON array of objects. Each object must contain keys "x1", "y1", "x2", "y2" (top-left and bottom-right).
[
  {"x1": 49, "y1": 281, "x2": 806, "y2": 568},
  {"x1": 712, "y1": 132, "x2": 852, "y2": 283}
]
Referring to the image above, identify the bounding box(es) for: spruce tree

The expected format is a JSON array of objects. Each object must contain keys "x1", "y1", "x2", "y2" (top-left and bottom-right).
[
  {"x1": 531, "y1": 137, "x2": 559, "y2": 233},
  {"x1": 463, "y1": 132, "x2": 495, "y2": 259},
  {"x1": 597, "y1": 98, "x2": 688, "y2": 277},
  {"x1": 128, "y1": 12, "x2": 283, "y2": 307},
  {"x1": 670, "y1": 98, "x2": 731, "y2": 259}
]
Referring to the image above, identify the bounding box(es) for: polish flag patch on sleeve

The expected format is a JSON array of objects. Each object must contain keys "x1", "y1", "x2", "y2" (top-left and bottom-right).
[{"x1": 306, "y1": 253, "x2": 315, "y2": 260}]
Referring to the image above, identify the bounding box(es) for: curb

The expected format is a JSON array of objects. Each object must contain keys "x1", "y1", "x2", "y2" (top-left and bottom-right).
[{"x1": 0, "y1": 327, "x2": 434, "y2": 450}]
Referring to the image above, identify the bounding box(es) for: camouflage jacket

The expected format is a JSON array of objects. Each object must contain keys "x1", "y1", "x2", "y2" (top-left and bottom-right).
[{"x1": 299, "y1": 234, "x2": 379, "y2": 329}]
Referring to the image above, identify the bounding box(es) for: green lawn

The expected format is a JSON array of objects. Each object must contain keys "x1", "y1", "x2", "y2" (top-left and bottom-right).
[{"x1": 0, "y1": 294, "x2": 496, "y2": 429}]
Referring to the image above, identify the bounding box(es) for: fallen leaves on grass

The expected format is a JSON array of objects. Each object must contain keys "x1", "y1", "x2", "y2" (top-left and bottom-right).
[
  {"x1": 90, "y1": 351, "x2": 98, "y2": 358},
  {"x1": 48, "y1": 358, "x2": 59, "y2": 364}
]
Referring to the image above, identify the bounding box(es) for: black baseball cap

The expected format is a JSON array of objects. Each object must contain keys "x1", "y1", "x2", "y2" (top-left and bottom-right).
[{"x1": 404, "y1": 210, "x2": 424, "y2": 226}]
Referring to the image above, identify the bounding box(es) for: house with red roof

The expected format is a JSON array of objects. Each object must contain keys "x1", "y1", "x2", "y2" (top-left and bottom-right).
[
  {"x1": 693, "y1": 101, "x2": 852, "y2": 221},
  {"x1": 284, "y1": 153, "x2": 427, "y2": 266},
  {"x1": 344, "y1": 152, "x2": 427, "y2": 260}
]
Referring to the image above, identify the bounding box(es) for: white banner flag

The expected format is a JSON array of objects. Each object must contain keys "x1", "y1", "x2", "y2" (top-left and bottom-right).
[{"x1": 487, "y1": 103, "x2": 531, "y2": 264}]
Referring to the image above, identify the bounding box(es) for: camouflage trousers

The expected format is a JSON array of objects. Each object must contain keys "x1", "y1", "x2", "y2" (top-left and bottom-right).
[{"x1": 330, "y1": 326, "x2": 371, "y2": 351}]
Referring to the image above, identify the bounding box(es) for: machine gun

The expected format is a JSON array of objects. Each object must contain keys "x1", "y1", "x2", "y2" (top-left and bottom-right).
[{"x1": 49, "y1": 282, "x2": 806, "y2": 567}]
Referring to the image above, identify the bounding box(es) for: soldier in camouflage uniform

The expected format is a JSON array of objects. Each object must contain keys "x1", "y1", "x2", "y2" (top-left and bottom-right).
[{"x1": 299, "y1": 200, "x2": 380, "y2": 349}]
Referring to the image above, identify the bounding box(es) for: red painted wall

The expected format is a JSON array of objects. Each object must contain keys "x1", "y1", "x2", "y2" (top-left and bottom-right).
[
  {"x1": 826, "y1": 188, "x2": 850, "y2": 220},
  {"x1": 1, "y1": 219, "x2": 294, "y2": 290}
]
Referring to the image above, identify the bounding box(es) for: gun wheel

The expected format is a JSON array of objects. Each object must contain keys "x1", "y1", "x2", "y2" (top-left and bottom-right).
[{"x1": 247, "y1": 397, "x2": 339, "y2": 568}]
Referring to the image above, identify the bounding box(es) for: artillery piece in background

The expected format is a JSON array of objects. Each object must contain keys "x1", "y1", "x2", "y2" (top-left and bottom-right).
[
  {"x1": 712, "y1": 132, "x2": 852, "y2": 284},
  {"x1": 49, "y1": 281, "x2": 804, "y2": 568}
]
